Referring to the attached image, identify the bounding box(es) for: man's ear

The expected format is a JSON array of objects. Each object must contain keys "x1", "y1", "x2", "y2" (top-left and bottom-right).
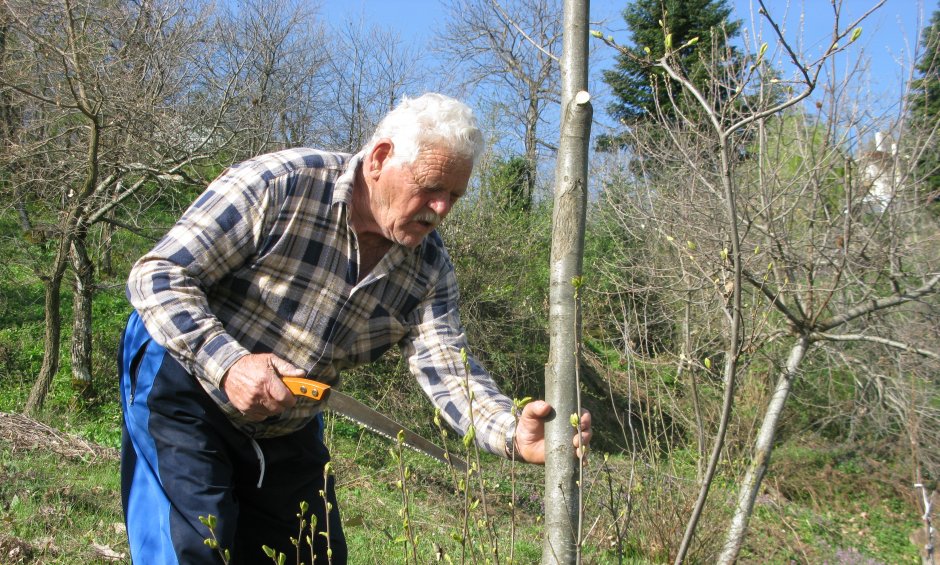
[{"x1": 367, "y1": 139, "x2": 394, "y2": 180}]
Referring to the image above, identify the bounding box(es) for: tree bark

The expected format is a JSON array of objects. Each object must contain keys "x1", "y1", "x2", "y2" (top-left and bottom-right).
[
  {"x1": 717, "y1": 335, "x2": 812, "y2": 564},
  {"x1": 70, "y1": 235, "x2": 94, "y2": 394},
  {"x1": 24, "y1": 241, "x2": 69, "y2": 415},
  {"x1": 542, "y1": 0, "x2": 591, "y2": 562},
  {"x1": 24, "y1": 82, "x2": 101, "y2": 413}
]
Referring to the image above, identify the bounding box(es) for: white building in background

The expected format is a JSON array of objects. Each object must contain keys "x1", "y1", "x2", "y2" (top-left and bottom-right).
[{"x1": 858, "y1": 132, "x2": 904, "y2": 212}]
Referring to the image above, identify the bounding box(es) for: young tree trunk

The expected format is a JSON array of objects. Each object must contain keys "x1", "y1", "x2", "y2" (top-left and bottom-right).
[
  {"x1": 70, "y1": 235, "x2": 94, "y2": 394},
  {"x1": 100, "y1": 217, "x2": 114, "y2": 277},
  {"x1": 524, "y1": 94, "x2": 539, "y2": 207},
  {"x1": 542, "y1": 0, "x2": 591, "y2": 563},
  {"x1": 716, "y1": 335, "x2": 812, "y2": 564},
  {"x1": 675, "y1": 134, "x2": 745, "y2": 565},
  {"x1": 24, "y1": 239, "x2": 70, "y2": 415},
  {"x1": 24, "y1": 92, "x2": 101, "y2": 414},
  {"x1": 15, "y1": 202, "x2": 32, "y2": 233}
]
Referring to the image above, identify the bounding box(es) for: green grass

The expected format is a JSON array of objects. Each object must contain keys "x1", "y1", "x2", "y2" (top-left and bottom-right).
[
  {"x1": 0, "y1": 445, "x2": 125, "y2": 564},
  {"x1": 0, "y1": 209, "x2": 930, "y2": 564},
  {"x1": 0, "y1": 406, "x2": 929, "y2": 564}
]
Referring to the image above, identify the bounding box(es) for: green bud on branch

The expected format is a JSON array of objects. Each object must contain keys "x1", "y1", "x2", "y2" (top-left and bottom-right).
[
  {"x1": 463, "y1": 425, "x2": 476, "y2": 448},
  {"x1": 512, "y1": 396, "x2": 532, "y2": 416}
]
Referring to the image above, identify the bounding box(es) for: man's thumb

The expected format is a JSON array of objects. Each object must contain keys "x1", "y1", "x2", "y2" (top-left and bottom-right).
[
  {"x1": 270, "y1": 355, "x2": 306, "y2": 377},
  {"x1": 523, "y1": 400, "x2": 553, "y2": 419}
]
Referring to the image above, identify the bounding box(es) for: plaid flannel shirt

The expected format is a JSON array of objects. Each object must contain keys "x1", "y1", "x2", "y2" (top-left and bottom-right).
[{"x1": 127, "y1": 148, "x2": 516, "y2": 455}]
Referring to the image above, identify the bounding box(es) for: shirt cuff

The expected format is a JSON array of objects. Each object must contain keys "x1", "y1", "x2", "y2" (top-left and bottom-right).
[{"x1": 195, "y1": 333, "x2": 251, "y2": 389}]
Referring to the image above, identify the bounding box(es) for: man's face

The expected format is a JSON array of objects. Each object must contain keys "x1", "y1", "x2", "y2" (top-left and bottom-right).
[{"x1": 370, "y1": 145, "x2": 473, "y2": 248}]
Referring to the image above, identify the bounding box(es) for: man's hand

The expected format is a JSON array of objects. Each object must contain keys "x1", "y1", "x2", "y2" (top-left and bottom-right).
[
  {"x1": 222, "y1": 354, "x2": 303, "y2": 421},
  {"x1": 513, "y1": 400, "x2": 592, "y2": 465}
]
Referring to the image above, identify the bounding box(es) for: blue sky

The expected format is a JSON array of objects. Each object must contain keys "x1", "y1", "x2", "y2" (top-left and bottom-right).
[
  {"x1": 317, "y1": 0, "x2": 934, "y2": 147},
  {"x1": 318, "y1": 0, "x2": 932, "y2": 99}
]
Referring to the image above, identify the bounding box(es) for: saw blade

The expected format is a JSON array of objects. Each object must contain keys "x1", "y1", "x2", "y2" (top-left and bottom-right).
[
  {"x1": 326, "y1": 389, "x2": 468, "y2": 472},
  {"x1": 282, "y1": 376, "x2": 467, "y2": 471}
]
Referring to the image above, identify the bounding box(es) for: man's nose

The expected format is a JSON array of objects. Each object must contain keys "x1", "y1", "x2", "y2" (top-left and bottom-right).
[{"x1": 428, "y1": 196, "x2": 452, "y2": 217}]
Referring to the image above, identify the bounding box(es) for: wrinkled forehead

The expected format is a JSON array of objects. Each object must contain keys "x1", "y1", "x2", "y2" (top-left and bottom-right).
[
  {"x1": 414, "y1": 140, "x2": 477, "y2": 169},
  {"x1": 412, "y1": 146, "x2": 474, "y2": 175}
]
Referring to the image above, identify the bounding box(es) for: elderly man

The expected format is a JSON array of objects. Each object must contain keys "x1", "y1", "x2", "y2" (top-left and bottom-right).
[{"x1": 119, "y1": 93, "x2": 591, "y2": 564}]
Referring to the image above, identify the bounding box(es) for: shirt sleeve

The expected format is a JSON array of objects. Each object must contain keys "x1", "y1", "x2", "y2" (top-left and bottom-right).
[
  {"x1": 401, "y1": 254, "x2": 517, "y2": 458},
  {"x1": 126, "y1": 164, "x2": 273, "y2": 389}
]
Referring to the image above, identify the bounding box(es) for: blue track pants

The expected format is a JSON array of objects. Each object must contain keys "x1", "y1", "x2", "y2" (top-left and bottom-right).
[{"x1": 119, "y1": 312, "x2": 347, "y2": 564}]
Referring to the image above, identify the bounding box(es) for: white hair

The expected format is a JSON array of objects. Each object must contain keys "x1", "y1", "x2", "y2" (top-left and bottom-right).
[{"x1": 364, "y1": 93, "x2": 484, "y2": 167}]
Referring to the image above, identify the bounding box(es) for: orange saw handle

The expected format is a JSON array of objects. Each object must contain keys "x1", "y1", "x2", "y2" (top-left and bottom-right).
[{"x1": 282, "y1": 377, "x2": 332, "y2": 401}]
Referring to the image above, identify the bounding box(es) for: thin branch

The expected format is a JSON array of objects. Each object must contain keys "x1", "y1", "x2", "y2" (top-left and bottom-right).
[
  {"x1": 811, "y1": 332, "x2": 940, "y2": 361},
  {"x1": 816, "y1": 273, "x2": 940, "y2": 331},
  {"x1": 98, "y1": 216, "x2": 163, "y2": 242},
  {"x1": 741, "y1": 267, "x2": 805, "y2": 329},
  {"x1": 489, "y1": 0, "x2": 559, "y2": 63}
]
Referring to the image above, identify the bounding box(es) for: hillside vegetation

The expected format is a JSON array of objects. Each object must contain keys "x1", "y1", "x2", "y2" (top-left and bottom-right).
[
  {"x1": 0, "y1": 199, "x2": 933, "y2": 563},
  {"x1": 1, "y1": 0, "x2": 938, "y2": 562}
]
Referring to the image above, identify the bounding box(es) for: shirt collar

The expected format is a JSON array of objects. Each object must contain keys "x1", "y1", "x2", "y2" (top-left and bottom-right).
[{"x1": 332, "y1": 150, "x2": 364, "y2": 207}]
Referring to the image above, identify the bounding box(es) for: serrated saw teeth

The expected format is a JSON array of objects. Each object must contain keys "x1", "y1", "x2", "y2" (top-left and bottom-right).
[{"x1": 282, "y1": 377, "x2": 468, "y2": 471}]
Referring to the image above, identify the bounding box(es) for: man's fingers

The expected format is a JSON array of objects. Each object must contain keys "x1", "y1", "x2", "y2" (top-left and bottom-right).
[
  {"x1": 579, "y1": 410, "x2": 591, "y2": 428},
  {"x1": 265, "y1": 359, "x2": 297, "y2": 408},
  {"x1": 266, "y1": 357, "x2": 300, "y2": 398},
  {"x1": 573, "y1": 409, "x2": 592, "y2": 456},
  {"x1": 576, "y1": 411, "x2": 592, "y2": 445},
  {"x1": 574, "y1": 428, "x2": 592, "y2": 447},
  {"x1": 269, "y1": 378, "x2": 297, "y2": 408},
  {"x1": 224, "y1": 353, "x2": 304, "y2": 417}
]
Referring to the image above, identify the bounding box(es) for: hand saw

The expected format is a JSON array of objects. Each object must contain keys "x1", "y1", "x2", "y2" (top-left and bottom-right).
[{"x1": 282, "y1": 376, "x2": 467, "y2": 472}]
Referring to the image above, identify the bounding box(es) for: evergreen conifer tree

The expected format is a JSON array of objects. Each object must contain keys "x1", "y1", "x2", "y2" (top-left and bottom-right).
[
  {"x1": 908, "y1": 8, "x2": 940, "y2": 200},
  {"x1": 600, "y1": 0, "x2": 741, "y2": 148}
]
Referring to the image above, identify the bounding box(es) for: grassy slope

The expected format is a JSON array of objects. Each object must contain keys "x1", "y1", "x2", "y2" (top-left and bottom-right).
[
  {"x1": 0, "y1": 213, "x2": 926, "y2": 564},
  {"x1": 0, "y1": 413, "x2": 925, "y2": 564}
]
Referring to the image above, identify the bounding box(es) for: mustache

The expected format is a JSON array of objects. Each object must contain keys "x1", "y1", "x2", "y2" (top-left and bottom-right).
[{"x1": 412, "y1": 210, "x2": 441, "y2": 226}]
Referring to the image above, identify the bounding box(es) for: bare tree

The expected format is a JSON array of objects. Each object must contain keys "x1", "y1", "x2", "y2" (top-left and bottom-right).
[
  {"x1": 213, "y1": 0, "x2": 331, "y2": 157},
  {"x1": 543, "y1": 0, "x2": 591, "y2": 563},
  {"x1": 0, "y1": 0, "x2": 250, "y2": 412},
  {"x1": 595, "y1": 0, "x2": 940, "y2": 561},
  {"x1": 436, "y1": 0, "x2": 562, "y2": 204},
  {"x1": 319, "y1": 18, "x2": 427, "y2": 153}
]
